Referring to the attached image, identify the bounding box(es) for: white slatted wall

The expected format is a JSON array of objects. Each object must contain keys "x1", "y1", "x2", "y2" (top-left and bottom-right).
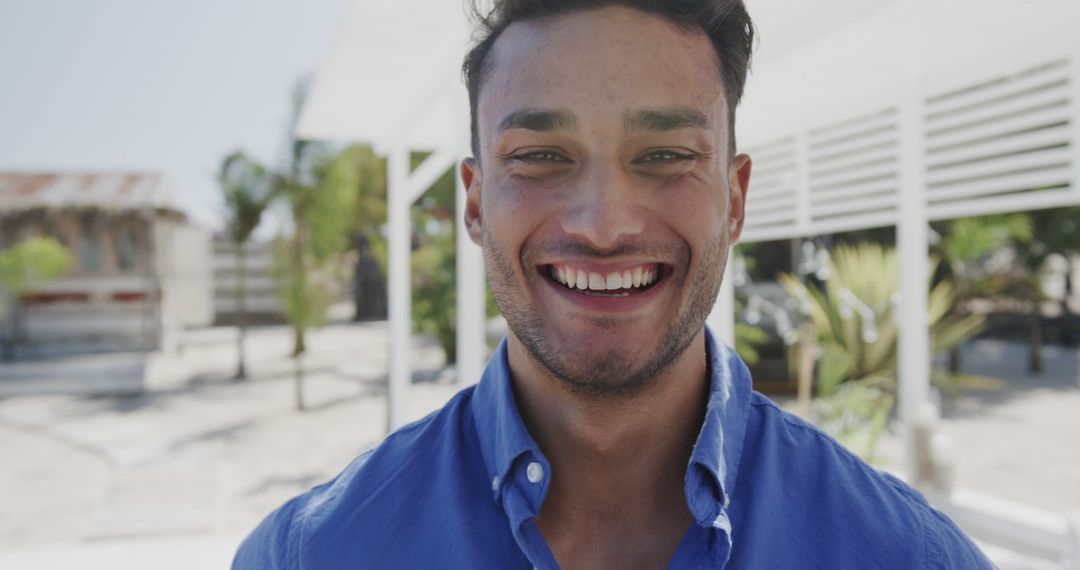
[{"x1": 742, "y1": 55, "x2": 1079, "y2": 242}]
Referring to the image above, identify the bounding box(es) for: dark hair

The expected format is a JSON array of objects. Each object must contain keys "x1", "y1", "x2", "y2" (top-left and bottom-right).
[{"x1": 462, "y1": 0, "x2": 755, "y2": 158}]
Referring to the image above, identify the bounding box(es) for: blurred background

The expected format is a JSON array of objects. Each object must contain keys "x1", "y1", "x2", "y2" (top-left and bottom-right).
[{"x1": 1, "y1": 0, "x2": 1078, "y2": 568}]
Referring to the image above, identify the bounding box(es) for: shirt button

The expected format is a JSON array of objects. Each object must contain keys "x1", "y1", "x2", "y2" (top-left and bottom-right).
[
  {"x1": 526, "y1": 462, "x2": 544, "y2": 484},
  {"x1": 491, "y1": 475, "x2": 500, "y2": 491}
]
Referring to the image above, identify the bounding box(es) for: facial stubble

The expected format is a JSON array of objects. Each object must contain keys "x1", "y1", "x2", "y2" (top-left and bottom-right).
[{"x1": 483, "y1": 224, "x2": 729, "y2": 400}]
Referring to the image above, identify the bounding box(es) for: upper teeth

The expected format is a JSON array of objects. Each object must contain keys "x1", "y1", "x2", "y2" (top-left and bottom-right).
[{"x1": 550, "y1": 264, "x2": 659, "y2": 291}]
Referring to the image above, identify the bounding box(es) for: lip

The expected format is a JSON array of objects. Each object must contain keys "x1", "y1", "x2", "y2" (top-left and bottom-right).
[{"x1": 538, "y1": 263, "x2": 671, "y2": 313}]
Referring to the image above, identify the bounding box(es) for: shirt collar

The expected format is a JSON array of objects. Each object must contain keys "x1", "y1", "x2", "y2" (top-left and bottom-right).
[
  {"x1": 470, "y1": 325, "x2": 752, "y2": 522},
  {"x1": 471, "y1": 338, "x2": 542, "y2": 494},
  {"x1": 685, "y1": 325, "x2": 753, "y2": 526}
]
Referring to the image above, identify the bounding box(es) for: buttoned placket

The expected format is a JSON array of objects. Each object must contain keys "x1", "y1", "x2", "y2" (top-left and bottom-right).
[{"x1": 492, "y1": 452, "x2": 558, "y2": 570}]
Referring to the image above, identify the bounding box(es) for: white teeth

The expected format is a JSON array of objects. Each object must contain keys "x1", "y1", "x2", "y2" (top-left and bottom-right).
[{"x1": 551, "y1": 264, "x2": 659, "y2": 291}]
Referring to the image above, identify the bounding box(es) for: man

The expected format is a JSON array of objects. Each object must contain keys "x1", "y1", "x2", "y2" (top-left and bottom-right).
[{"x1": 235, "y1": 1, "x2": 993, "y2": 568}]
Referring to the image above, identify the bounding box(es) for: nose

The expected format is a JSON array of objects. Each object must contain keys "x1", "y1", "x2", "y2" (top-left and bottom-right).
[{"x1": 560, "y1": 161, "x2": 646, "y2": 250}]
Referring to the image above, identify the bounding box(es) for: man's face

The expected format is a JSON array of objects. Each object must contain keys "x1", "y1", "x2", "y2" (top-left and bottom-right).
[{"x1": 463, "y1": 6, "x2": 751, "y2": 398}]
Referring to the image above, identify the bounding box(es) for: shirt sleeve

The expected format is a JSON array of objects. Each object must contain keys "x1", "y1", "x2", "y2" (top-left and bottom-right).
[
  {"x1": 232, "y1": 495, "x2": 304, "y2": 570},
  {"x1": 919, "y1": 502, "x2": 997, "y2": 569}
]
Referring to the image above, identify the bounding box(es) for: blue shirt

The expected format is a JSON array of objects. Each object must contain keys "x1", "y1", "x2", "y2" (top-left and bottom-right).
[{"x1": 234, "y1": 327, "x2": 993, "y2": 569}]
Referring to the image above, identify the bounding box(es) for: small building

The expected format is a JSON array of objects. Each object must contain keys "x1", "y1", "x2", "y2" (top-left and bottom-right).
[
  {"x1": 212, "y1": 237, "x2": 287, "y2": 325},
  {"x1": 0, "y1": 172, "x2": 212, "y2": 358}
]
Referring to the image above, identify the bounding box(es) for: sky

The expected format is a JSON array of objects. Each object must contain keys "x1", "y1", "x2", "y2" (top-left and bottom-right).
[{"x1": 0, "y1": 0, "x2": 343, "y2": 232}]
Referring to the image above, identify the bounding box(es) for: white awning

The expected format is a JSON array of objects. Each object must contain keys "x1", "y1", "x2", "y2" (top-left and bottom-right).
[{"x1": 295, "y1": 0, "x2": 472, "y2": 152}]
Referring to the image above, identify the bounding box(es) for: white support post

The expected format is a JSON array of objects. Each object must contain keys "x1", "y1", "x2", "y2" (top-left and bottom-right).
[
  {"x1": 709, "y1": 248, "x2": 737, "y2": 348},
  {"x1": 387, "y1": 147, "x2": 411, "y2": 433},
  {"x1": 405, "y1": 148, "x2": 457, "y2": 203},
  {"x1": 456, "y1": 161, "x2": 486, "y2": 386},
  {"x1": 897, "y1": 72, "x2": 932, "y2": 484}
]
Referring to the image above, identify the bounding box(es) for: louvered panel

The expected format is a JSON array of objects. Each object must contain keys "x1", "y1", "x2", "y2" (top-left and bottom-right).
[
  {"x1": 927, "y1": 82, "x2": 1068, "y2": 134},
  {"x1": 809, "y1": 212, "x2": 899, "y2": 236},
  {"x1": 751, "y1": 173, "x2": 794, "y2": 191},
  {"x1": 746, "y1": 209, "x2": 800, "y2": 226},
  {"x1": 813, "y1": 179, "x2": 897, "y2": 203},
  {"x1": 752, "y1": 158, "x2": 798, "y2": 178},
  {"x1": 747, "y1": 186, "x2": 797, "y2": 203},
  {"x1": 747, "y1": 137, "x2": 797, "y2": 163},
  {"x1": 805, "y1": 109, "x2": 900, "y2": 227},
  {"x1": 747, "y1": 202, "x2": 798, "y2": 217},
  {"x1": 808, "y1": 109, "x2": 898, "y2": 148},
  {"x1": 926, "y1": 104, "x2": 1069, "y2": 151},
  {"x1": 928, "y1": 124, "x2": 1070, "y2": 168},
  {"x1": 925, "y1": 60, "x2": 1070, "y2": 118},
  {"x1": 747, "y1": 196, "x2": 797, "y2": 213},
  {"x1": 928, "y1": 188, "x2": 1080, "y2": 222},
  {"x1": 811, "y1": 194, "x2": 898, "y2": 219},
  {"x1": 926, "y1": 146, "x2": 1071, "y2": 187},
  {"x1": 809, "y1": 128, "x2": 898, "y2": 163},
  {"x1": 925, "y1": 169, "x2": 1070, "y2": 205},
  {"x1": 924, "y1": 56, "x2": 1073, "y2": 211},
  {"x1": 810, "y1": 159, "x2": 897, "y2": 189},
  {"x1": 810, "y1": 146, "x2": 897, "y2": 178},
  {"x1": 743, "y1": 137, "x2": 799, "y2": 235}
]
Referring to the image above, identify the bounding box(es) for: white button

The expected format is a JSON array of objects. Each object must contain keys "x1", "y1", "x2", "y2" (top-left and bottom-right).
[
  {"x1": 526, "y1": 462, "x2": 544, "y2": 484},
  {"x1": 491, "y1": 475, "x2": 500, "y2": 491}
]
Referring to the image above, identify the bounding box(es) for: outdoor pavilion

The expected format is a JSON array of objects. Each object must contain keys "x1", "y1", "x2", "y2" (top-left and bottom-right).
[{"x1": 298, "y1": 0, "x2": 1080, "y2": 563}]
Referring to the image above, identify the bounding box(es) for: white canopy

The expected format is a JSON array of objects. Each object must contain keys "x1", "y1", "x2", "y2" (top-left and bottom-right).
[{"x1": 297, "y1": 0, "x2": 472, "y2": 152}]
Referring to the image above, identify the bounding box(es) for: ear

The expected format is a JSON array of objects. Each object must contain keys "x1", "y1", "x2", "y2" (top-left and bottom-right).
[
  {"x1": 727, "y1": 153, "x2": 752, "y2": 244},
  {"x1": 461, "y1": 158, "x2": 484, "y2": 246}
]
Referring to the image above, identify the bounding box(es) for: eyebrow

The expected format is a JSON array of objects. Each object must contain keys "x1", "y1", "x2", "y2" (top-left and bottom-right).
[
  {"x1": 497, "y1": 109, "x2": 577, "y2": 133},
  {"x1": 624, "y1": 107, "x2": 710, "y2": 132}
]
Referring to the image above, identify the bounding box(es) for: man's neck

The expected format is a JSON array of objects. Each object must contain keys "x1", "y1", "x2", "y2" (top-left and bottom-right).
[{"x1": 507, "y1": 330, "x2": 710, "y2": 568}]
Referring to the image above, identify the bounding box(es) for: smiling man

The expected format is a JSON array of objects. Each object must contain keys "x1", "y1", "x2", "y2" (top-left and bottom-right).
[{"x1": 234, "y1": 1, "x2": 993, "y2": 568}]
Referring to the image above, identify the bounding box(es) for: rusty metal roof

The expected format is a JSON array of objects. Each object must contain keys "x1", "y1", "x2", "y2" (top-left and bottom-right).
[{"x1": 0, "y1": 172, "x2": 178, "y2": 214}]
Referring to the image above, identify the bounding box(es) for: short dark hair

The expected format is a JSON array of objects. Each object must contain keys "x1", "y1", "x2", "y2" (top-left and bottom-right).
[{"x1": 462, "y1": 0, "x2": 755, "y2": 158}]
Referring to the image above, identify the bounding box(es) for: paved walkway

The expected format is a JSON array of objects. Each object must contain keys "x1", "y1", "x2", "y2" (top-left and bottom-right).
[
  {"x1": 0, "y1": 322, "x2": 462, "y2": 568},
  {"x1": 0, "y1": 322, "x2": 1076, "y2": 568}
]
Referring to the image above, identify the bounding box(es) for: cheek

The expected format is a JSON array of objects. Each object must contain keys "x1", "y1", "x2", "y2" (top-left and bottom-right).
[
  {"x1": 654, "y1": 176, "x2": 728, "y2": 236},
  {"x1": 482, "y1": 181, "x2": 555, "y2": 262}
]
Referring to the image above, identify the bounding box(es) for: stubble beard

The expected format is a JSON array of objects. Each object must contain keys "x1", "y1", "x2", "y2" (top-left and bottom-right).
[{"x1": 484, "y1": 225, "x2": 729, "y2": 400}]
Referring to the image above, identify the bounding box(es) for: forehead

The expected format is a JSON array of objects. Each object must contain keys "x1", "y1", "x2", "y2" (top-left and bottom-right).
[{"x1": 478, "y1": 6, "x2": 726, "y2": 127}]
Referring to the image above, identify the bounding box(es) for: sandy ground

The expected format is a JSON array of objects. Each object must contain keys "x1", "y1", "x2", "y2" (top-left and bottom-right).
[{"x1": 0, "y1": 322, "x2": 1077, "y2": 569}]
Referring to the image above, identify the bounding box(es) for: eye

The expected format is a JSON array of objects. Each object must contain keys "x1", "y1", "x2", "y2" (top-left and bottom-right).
[
  {"x1": 509, "y1": 150, "x2": 571, "y2": 163},
  {"x1": 634, "y1": 150, "x2": 696, "y2": 165}
]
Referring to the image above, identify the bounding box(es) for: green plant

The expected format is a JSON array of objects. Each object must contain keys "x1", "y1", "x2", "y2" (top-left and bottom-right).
[
  {"x1": 734, "y1": 323, "x2": 768, "y2": 366},
  {"x1": 220, "y1": 150, "x2": 273, "y2": 380},
  {"x1": 406, "y1": 152, "x2": 460, "y2": 364},
  {"x1": 0, "y1": 237, "x2": 71, "y2": 359},
  {"x1": 274, "y1": 141, "x2": 360, "y2": 410},
  {"x1": 779, "y1": 243, "x2": 1001, "y2": 459}
]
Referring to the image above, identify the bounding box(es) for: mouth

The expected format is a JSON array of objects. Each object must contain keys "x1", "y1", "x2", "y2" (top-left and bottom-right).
[{"x1": 540, "y1": 262, "x2": 667, "y2": 297}]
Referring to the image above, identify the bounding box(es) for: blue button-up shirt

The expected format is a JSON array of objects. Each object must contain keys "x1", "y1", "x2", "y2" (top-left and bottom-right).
[{"x1": 234, "y1": 327, "x2": 992, "y2": 569}]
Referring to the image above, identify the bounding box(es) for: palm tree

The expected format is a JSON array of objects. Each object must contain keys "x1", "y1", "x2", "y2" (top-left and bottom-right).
[
  {"x1": 273, "y1": 137, "x2": 359, "y2": 411},
  {"x1": 934, "y1": 214, "x2": 1032, "y2": 373},
  {"x1": 219, "y1": 151, "x2": 273, "y2": 380}
]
